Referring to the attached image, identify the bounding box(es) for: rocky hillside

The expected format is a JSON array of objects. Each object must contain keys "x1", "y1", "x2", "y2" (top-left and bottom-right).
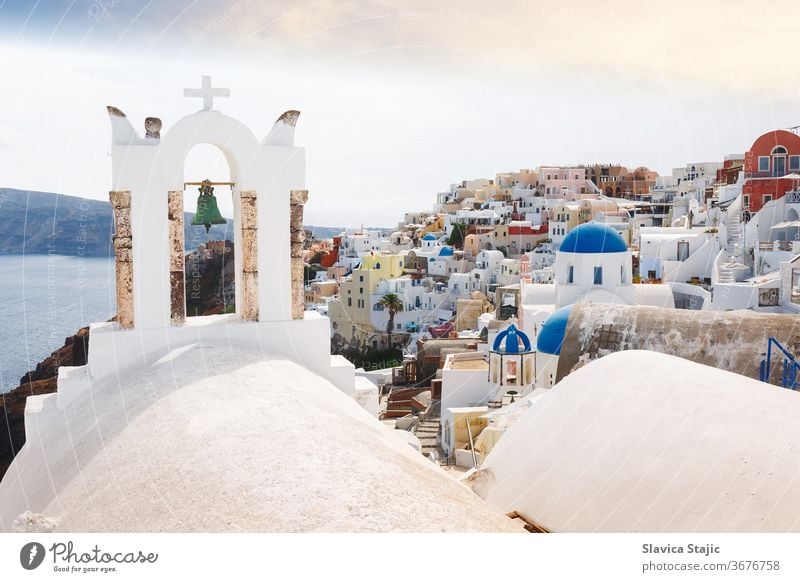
[
  {"x1": 185, "y1": 240, "x2": 236, "y2": 316},
  {"x1": 0, "y1": 327, "x2": 90, "y2": 479}
]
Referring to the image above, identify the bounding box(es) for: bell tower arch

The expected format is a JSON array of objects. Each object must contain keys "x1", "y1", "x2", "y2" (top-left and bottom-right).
[{"x1": 107, "y1": 76, "x2": 304, "y2": 330}]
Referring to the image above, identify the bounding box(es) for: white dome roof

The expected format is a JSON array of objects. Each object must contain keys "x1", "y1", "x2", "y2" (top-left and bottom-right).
[
  {"x1": 0, "y1": 344, "x2": 519, "y2": 533},
  {"x1": 476, "y1": 351, "x2": 800, "y2": 532}
]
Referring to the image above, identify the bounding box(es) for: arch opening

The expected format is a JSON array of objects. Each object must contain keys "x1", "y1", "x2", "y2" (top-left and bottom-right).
[{"x1": 180, "y1": 144, "x2": 237, "y2": 319}]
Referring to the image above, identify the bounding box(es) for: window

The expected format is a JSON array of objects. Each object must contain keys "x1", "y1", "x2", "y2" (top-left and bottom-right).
[
  {"x1": 593, "y1": 266, "x2": 603, "y2": 285},
  {"x1": 759, "y1": 156, "x2": 770, "y2": 172},
  {"x1": 792, "y1": 269, "x2": 800, "y2": 306},
  {"x1": 620, "y1": 264, "x2": 626, "y2": 284},
  {"x1": 791, "y1": 156, "x2": 800, "y2": 171},
  {"x1": 743, "y1": 195, "x2": 750, "y2": 208},
  {"x1": 772, "y1": 146, "x2": 788, "y2": 155},
  {"x1": 764, "y1": 195, "x2": 773, "y2": 205},
  {"x1": 347, "y1": 298, "x2": 352, "y2": 307},
  {"x1": 567, "y1": 265, "x2": 574, "y2": 284}
]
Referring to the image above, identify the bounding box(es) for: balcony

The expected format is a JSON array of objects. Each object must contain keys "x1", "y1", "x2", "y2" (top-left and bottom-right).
[{"x1": 760, "y1": 240, "x2": 796, "y2": 252}]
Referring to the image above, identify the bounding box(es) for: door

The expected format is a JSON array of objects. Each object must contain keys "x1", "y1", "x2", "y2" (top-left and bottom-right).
[
  {"x1": 677, "y1": 241, "x2": 689, "y2": 261},
  {"x1": 774, "y1": 156, "x2": 786, "y2": 177}
]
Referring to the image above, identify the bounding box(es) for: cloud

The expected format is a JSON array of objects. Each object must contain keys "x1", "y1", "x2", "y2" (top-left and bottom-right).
[
  {"x1": 2, "y1": 1, "x2": 800, "y2": 225},
  {"x1": 0, "y1": 126, "x2": 23, "y2": 151}
]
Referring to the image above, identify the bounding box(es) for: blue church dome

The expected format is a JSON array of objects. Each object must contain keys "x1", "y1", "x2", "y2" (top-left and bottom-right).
[
  {"x1": 439, "y1": 246, "x2": 454, "y2": 256},
  {"x1": 536, "y1": 305, "x2": 574, "y2": 356},
  {"x1": 422, "y1": 233, "x2": 437, "y2": 241},
  {"x1": 559, "y1": 222, "x2": 627, "y2": 254},
  {"x1": 492, "y1": 324, "x2": 532, "y2": 354}
]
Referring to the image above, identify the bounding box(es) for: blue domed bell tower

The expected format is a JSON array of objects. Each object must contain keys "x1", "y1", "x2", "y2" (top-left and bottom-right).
[{"x1": 489, "y1": 323, "x2": 535, "y2": 399}]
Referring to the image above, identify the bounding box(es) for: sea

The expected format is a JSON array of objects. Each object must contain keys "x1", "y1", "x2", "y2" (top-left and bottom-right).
[{"x1": 0, "y1": 254, "x2": 116, "y2": 393}]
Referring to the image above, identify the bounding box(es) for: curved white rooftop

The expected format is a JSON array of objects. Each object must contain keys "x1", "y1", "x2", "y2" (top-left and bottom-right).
[
  {"x1": 476, "y1": 350, "x2": 800, "y2": 532},
  {"x1": 0, "y1": 343, "x2": 519, "y2": 533}
]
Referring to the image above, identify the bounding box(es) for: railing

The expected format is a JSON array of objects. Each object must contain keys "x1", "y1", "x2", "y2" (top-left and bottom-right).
[
  {"x1": 758, "y1": 240, "x2": 795, "y2": 252},
  {"x1": 760, "y1": 337, "x2": 800, "y2": 390}
]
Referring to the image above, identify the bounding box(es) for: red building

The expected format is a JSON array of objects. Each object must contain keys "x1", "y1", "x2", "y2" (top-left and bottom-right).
[
  {"x1": 716, "y1": 155, "x2": 744, "y2": 186},
  {"x1": 742, "y1": 130, "x2": 800, "y2": 212},
  {"x1": 319, "y1": 235, "x2": 341, "y2": 268}
]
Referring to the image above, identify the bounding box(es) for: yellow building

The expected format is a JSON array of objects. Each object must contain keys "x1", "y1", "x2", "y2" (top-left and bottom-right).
[
  {"x1": 304, "y1": 280, "x2": 339, "y2": 304},
  {"x1": 419, "y1": 215, "x2": 445, "y2": 237},
  {"x1": 328, "y1": 254, "x2": 406, "y2": 344}
]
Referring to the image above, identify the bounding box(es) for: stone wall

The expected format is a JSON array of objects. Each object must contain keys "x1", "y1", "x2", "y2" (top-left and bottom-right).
[
  {"x1": 109, "y1": 191, "x2": 133, "y2": 329},
  {"x1": 556, "y1": 303, "x2": 800, "y2": 386},
  {"x1": 240, "y1": 190, "x2": 258, "y2": 321},
  {"x1": 290, "y1": 190, "x2": 308, "y2": 319},
  {"x1": 168, "y1": 190, "x2": 185, "y2": 325}
]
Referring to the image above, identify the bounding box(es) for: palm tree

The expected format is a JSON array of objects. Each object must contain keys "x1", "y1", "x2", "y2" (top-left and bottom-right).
[{"x1": 377, "y1": 293, "x2": 404, "y2": 349}]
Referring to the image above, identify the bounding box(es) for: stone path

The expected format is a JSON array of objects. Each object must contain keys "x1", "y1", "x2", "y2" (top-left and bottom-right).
[{"x1": 415, "y1": 419, "x2": 445, "y2": 460}]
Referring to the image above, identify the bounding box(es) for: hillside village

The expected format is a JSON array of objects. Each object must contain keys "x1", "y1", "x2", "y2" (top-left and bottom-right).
[
  {"x1": 302, "y1": 127, "x2": 800, "y2": 474},
  {"x1": 5, "y1": 76, "x2": 800, "y2": 534}
]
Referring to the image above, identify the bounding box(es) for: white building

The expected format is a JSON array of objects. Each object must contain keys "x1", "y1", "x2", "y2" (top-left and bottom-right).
[
  {"x1": 639, "y1": 226, "x2": 719, "y2": 284},
  {"x1": 339, "y1": 230, "x2": 384, "y2": 259},
  {"x1": 520, "y1": 222, "x2": 674, "y2": 386}
]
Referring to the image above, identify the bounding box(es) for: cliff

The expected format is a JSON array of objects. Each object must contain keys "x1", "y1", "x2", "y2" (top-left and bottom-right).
[
  {"x1": 185, "y1": 240, "x2": 236, "y2": 316},
  {"x1": 0, "y1": 327, "x2": 90, "y2": 479}
]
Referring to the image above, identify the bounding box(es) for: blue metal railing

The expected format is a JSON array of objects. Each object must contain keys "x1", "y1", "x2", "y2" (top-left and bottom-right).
[{"x1": 759, "y1": 337, "x2": 800, "y2": 390}]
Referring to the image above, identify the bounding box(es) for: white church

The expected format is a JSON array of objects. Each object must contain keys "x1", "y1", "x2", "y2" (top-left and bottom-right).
[
  {"x1": 520, "y1": 221, "x2": 674, "y2": 387},
  {"x1": 0, "y1": 78, "x2": 521, "y2": 533}
]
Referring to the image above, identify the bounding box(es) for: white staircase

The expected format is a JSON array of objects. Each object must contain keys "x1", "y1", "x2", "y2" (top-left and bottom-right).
[
  {"x1": 718, "y1": 196, "x2": 744, "y2": 284},
  {"x1": 726, "y1": 199, "x2": 743, "y2": 250}
]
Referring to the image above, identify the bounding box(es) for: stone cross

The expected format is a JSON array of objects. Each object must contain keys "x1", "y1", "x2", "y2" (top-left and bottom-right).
[{"x1": 183, "y1": 75, "x2": 230, "y2": 110}]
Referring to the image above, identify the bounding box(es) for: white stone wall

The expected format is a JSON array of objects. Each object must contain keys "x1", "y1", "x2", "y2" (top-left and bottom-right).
[{"x1": 554, "y1": 251, "x2": 634, "y2": 307}]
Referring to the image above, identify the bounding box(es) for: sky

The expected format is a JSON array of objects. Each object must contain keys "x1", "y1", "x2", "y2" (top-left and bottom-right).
[{"x1": 1, "y1": 0, "x2": 799, "y2": 227}]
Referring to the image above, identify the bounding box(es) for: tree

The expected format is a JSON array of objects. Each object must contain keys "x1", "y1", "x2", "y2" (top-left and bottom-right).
[
  {"x1": 448, "y1": 223, "x2": 465, "y2": 249},
  {"x1": 377, "y1": 293, "x2": 404, "y2": 349}
]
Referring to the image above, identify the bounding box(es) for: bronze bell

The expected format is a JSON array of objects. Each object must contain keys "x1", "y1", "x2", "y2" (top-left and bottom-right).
[{"x1": 191, "y1": 179, "x2": 227, "y2": 233}]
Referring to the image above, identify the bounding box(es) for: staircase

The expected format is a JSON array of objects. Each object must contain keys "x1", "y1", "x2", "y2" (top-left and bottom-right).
[
  {"x1": 726, "y1": 201, "x2": 743, "y2": 250},
  {"x1": 718, "y1": 196, "x2": 744, "y2": 284},
  {"x1": 415, "y1": 418, "x2": 444, "y2": 460},
  {"x1": 718, "y1": 257, "x2": 736, "y2": 283}
]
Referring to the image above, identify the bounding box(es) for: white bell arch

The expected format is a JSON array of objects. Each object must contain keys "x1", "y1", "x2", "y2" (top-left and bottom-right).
[{"x1": 109, "y1": 101, "x2": 304, "y2": 329}]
